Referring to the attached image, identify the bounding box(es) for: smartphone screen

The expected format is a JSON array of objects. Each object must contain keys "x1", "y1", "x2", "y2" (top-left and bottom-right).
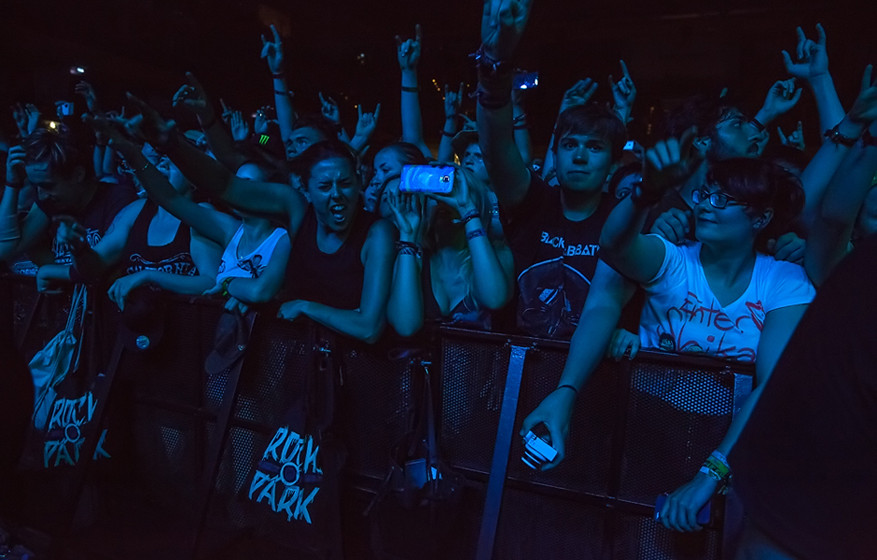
[{"x1": 399, "y1": 165, "x2": 455, "y2": 194}]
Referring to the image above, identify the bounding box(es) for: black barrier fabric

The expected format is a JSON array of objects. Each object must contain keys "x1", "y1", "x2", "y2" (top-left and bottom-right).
[{"x1": 2, "y1": 276, "x2": 753, "y2": 560}]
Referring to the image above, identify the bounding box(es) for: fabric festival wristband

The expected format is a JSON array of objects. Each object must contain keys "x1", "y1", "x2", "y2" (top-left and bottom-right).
[
  {"x1": 461, "y1": 210, "x2": 481, "y2": 225},
  {"x1": 465, "y1": 228, "x2": 486, "y2": 241},
  {"x1": 401, "y1": 85, "x2": 419, "y2": 93}
]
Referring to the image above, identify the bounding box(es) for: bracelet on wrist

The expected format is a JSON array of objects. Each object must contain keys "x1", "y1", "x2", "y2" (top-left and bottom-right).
[
  {"x1": 220, "y1": 277, "x2": 234, "y2": 298},
  {"x1": 749, "y1": 118, "x2": 766, "y2": 133},
  {"x1": 441, "y1": 129, "x2": 456, "y2": 137},
  {"x1": 465, "y1": 228, "x2": 486, "y2": 241},
  {"x1": 461, "y1": 209, "x2": 481, "y2": 225},
  {"x1": 274, "y1": 89, "x2": 288, "y2": 96},
  {"x1": 555, "y1": 384, "x2": 578, "y2": 397},
  {"x1": 401, "y1": 85, "x2": 420, "y2": 93},
  {"x1": 824, "y1": 122, "x2": 859, "y2": 147},
  {"x1": 5, "y1": 182, "x2": 24, "y2": 190},
  {"x1": 271, "y1": 72, "x2": 285, "y2": 79},
  {"x1": 395, "y1": 240, "x2": 423, "y2": 257},
  {"x1": 513, "y1": 122, "x2": 529, "y2": 130},
  {"x1": 470, "y1": 45, "x2": 514, "y2": 75}
]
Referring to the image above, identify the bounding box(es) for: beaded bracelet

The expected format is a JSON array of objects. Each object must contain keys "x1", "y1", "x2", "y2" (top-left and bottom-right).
[
  {"x1": 465, "y1": 228, "x2": 486, "y2": 241},
  {"x1": 461, "y1": 210, "x2": 481, "y2": 225},
  {"x1": 824, "y1": 122, "x2": 859, "y2": 147},
  {"x1": 396, "y1": 240, "x2": 423, "y2": 257}
]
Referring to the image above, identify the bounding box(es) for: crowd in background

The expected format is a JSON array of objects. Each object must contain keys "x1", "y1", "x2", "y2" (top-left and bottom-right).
[{"x1": 2, "y1": 1, "x2": 876, "y2": 557}]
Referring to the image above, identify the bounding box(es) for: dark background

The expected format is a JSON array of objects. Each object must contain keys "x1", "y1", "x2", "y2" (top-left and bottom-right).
[{"x1": 1, "y1": 0, "x2": 874, "y2": 152}]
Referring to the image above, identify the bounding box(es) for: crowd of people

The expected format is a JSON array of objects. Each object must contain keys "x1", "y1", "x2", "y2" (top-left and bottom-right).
[{"x1": 2, "y1": 1, "x2": 877, "y2": 557}]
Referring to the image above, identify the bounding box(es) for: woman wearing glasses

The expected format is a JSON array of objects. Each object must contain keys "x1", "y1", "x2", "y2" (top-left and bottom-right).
[{"x1": 599, "y1": 131, "x2": 815, "y2": 533}]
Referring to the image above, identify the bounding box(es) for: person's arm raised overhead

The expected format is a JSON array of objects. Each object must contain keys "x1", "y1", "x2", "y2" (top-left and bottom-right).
[
  {"x1": 122, "y1": 93, "x2": 307, "y2": 232},
  {"x1": 781, "y1": 24, "x2": 844, "y2": 136},
  {"x1": 0, "y1": 146, "x2": 50, "y2": 264},
  {"x1": 261, "y1": 24, "x2": 297, "y2": 151},
  {"x1": 600, "y1": 128, "x2": 702, "y2": 284},
  {"x1": 397, "y1": 24, "x2": 432, "y2": 160},
  {"x1": 172, "y1": 73, "x2": 248, "y2": 173},
  {"x1": 609, "y1": 60, "x2": 637, "y2": 127},
  {"x1": 349, "y1": 103, "x2": 381, "y2": 155},
  {"x1": 798, "y1": 65, "x2": 877, "y2": 233},
  {"x1": 476, "y1": 0, "x2": 535, "y2": 211},
  {"x1": 437, "y1": 83, "x2": 464, "y2": 164}
]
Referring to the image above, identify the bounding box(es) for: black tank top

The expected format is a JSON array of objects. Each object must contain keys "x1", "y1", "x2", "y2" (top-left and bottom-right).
[
  {"x1": 124, "y1": 200, "x2": 197, "y2": 276},
  {"x1": 283, "y1": 206, "x2": 377, "y2": 310}
]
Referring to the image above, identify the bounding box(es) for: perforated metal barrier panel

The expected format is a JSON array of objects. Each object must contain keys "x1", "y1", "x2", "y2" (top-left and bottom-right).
[{"x1": 3, "y1": 277, "x2": 753, "y2": 560}]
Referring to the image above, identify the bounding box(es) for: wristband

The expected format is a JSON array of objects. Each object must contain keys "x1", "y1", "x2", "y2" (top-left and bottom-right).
[
  {"x1": 220, "y1": 277, "x2": 234, "y2": 298},
  {"x1": 749, "y1": 118, "x2": 765, "y2": 133},
  {"x1": 441, "y1": 129, "x2": 456, "y2": 137},
  {"x1": 401, "y1": 85, "x2": 420, "y2": 93},
  {"x1": 461, "y1": 210, "x2": 481, "y2": 225},
  {"x1": 862, "y1": 129, "x2": 877, "y2": 148},
  {"x1": 274, "y1": 89, "x2": 288, "y2": 96},
  {"x1": 555, "y1": 384, "x2": 578, "y2": 396},
  {"x1": 465, "y1": 228, "x2": 486, "y2": 241},
  {"x1": 470, "y1": 45, "x2": 513, "y2": 75},
  {"x1": 271, "y1": 72, "x2": 285, "y2": 79},
  {"x1": 395, "y1": 240, "x2": 423, "y2": 257},
  {"x1": 5, "y1": 182, "x2": 24, "y2": 190},
  {"x1": 513, "y1": 122, "x2": 529, "y2": 130},
  {"x1": 824, "y1": 122, "x2": 859, "y2": 147},
  {"x1": 475, "y1": 87, "x2": 511, "y2": 111},
  {"x1": 513, "y1": 113, "x2": 528, "y2": 123}
]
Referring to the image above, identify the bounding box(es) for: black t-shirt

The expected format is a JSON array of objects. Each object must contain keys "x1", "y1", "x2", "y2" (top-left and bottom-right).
[
  {"x1": 37, "y1": 181, "x2": 138, "y2": 265},
  {"x1": 501, "y1": 173, "x2": 616, "y2": 339},
  {"x1": 730, "y1": 234, "x2": 877, "y2": 559}
]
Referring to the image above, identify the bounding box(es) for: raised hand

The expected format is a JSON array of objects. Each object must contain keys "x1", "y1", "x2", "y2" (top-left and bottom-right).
[
  {"x1": 395, "y1": 24, "x2": 422, "y2": 71},
  {"x1": 354, "y1": 102, "x2": 381, "y2": 139},
  {"x1": 74, "y1": 81, "x2": 99, "y2": 113},
  {"x1": 260, "y1": 24, "x2": 285, "y2": 75},
  {"x1": 6, "y1": 145, "x2": 27, "y2": 187},
  {"x1": 480, "y1": 0, "x2": 534, "y2": 62},
  {"x1": 777, "y1": 121, "x2": 805, "y2": 151},
  {"x1": 559, "y1": 79, "x2": 598, "y2": 114},
  {"x1": 849, "y1": 64, "x2": 877, "y2": 126},
  {"x1": 385, "y1": 186, "x2": 425, "y2": 244},
  {"x1": 171, "y1": 72, "x2": 215, "y2": 123},
  {"x1": 782, "y1": 24, "x2": 829, "y2": 82},
  {"x1": 12, "y1": 103, "x2": 41, "y2": 137},
  {"x1": 124, "y1": 92, "x2": 176, "y2": 149},
  {"x1": 444, "y1": 82, "x2": 465, "y2": 120},
  {"x1": 318, "y1": 92, "x2": 341, "y2": 125},
  {"x1": 253, "y1": 105, "x2": 275, "y2": 134},
  {"x1": 229, "y1": 110, "x2": 250, "y2": 141},
  {"x1": 609, "y1": 60, "x2": 636, "y2": 123},
  {"x1": 758, "y1": 79, "x2": 803, "y2": 123},
  {"x1": 641, "y1": 127, "x2": 702, "y2": 202},
  {"x1": 426, "y1": 166, "x2": 476, "y2": 216}
]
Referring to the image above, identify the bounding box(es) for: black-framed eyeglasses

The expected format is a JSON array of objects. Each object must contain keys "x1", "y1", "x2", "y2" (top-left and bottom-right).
[{"x1": 691, "y1": 186, "x2": 748, "y2": 209}]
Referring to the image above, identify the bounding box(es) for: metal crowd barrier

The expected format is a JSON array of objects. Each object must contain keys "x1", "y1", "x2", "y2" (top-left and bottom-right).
[{"x1": 1, "y1": 276, "x2": 754, "y2": 560}]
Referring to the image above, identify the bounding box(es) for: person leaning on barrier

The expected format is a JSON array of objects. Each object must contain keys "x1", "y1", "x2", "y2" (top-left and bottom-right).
[
  {"x1": 384, "y1": 166, "x2": 514, "y2": 336},
  {"x1": 119, "y1": 92, "x2": 395, "y2": 343},
  {"x1": 598, "y1": 131, "x2": 815, "y2": 532}
]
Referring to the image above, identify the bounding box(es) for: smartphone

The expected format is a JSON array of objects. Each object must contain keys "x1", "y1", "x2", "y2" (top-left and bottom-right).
[
  {"x1": 400, "y1": 165, "x2": 455, "y2": 194},
  {"x1": 513, "y1": 71, "x2": 539, "y2": 90},
  {"x1": 57, "y1": 101, "x2": 74, "y2": 117},
  {"x1": 654, "y1": 493, "x2": 711, "y2": 526}
]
